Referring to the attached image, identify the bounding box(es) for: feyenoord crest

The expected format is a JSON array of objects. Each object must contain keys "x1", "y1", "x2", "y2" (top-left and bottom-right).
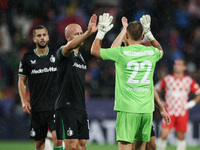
[
  {"x1": 67, "y1": 127, "x2": 73, "y2": 136},
  {"x1": 50, "y1": 55, "x2": 55, "y2": 63},
  {"x1": 30, "y1": 128, "x2": 36, "y2": 137}
]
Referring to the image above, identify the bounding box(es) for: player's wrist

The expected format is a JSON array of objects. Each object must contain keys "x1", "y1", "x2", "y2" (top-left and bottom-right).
[
  {"x1": 159, "y1": 107, "x2": 166, "y2": 113},
  {"x1": 144, "y1": 31, "x2": 155, "y2": 42},
  {"x1": 96, "y1": 31, "x2": 105, "y2": 40},
  {"x1": 189, "y1": 100, "x2": 196, "y2": 106},
  {"x1": 185, "y1": 100, "x2": 196, "y2": 109}
]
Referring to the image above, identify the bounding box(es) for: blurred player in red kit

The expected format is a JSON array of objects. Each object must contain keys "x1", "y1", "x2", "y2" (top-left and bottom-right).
[{"x1": 155, "y1": 59, "x2": 200, "y2": 150}]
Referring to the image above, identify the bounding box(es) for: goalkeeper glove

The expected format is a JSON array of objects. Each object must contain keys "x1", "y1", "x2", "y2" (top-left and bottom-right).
[
  {"x1": 96, "y1": 13, "x2": 114, "y2": 40},
  {"x1": 140, "y1": 15, "x2": 155, "y2": 42}
]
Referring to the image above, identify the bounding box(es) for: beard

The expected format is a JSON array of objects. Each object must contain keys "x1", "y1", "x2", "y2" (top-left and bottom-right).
[{"x1": 37, "y1": 41, "x2": 48, "y2": 49}]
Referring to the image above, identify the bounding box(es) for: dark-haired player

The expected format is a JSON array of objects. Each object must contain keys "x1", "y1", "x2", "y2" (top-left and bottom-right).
[
  {"x1": 91, "y1": 13, "x2": 164, "y2": 150},
  {"x1": 18, "y1": 25, "x2": 63, "y2": 150},
  {"x1": 111, "y1": 16, "x2": 170, "y2": 150},
  {"x1": 156, "y1": 58, "x2": 200, "y2": 150}
]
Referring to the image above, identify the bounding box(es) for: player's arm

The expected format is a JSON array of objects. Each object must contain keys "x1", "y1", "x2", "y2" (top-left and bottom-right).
[
  {"x1": 111, "y1": 17, "x2": 128, "y2": 48},
  {"x1": 185, "y1": 80, "x2": 200, "y2": 109},
  {"x1": 185, "y1": 93, "x2": 200, "y2": 110},
  {"x1": 140, "y1": 15, "x2": 164, "y2": 56},
  {"x1": 91, "y1": 13, "x2": 114, "y2": 58},
  {"x1": 62, "y1": 14, "x2": 98, "y2": 56},
  {"x1": 18, "y1": 76, "x2": 31, "y2": 114},
  {"x1": 154, "y1": 88, "x2": 171, "y2": 126}
]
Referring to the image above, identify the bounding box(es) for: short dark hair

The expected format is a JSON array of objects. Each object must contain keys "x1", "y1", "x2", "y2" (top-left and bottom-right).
[
  {"x1": 127, "y1": 21, "x2": 143, "y2": 41},
  {"x1": 33, "y1": 25, "x2": 48, "y2": 37},
  {"x1": 175, "y1": 58, "x2": 186, "y2": 66}
]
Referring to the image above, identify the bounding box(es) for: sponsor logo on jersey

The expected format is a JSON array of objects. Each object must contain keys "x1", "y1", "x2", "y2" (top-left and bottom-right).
[
  {"x1": 123, "y1": 50, "x2": 154, "y2": 56},
  {"x1": 127, "y1": 87, "x2": 149, "y2": 92},
  {"x1": 50, "y1": 55, "x2": 55, "y2": 63},
  {"x1": 30, "y1": 128, "x2": 36, "y2": 137},
  {"x1": 30, "y1": 60, "x2": 36, "y2": 64},
  {"x1": 31, "y1": 67, "x2": 57, "y2": 74},
  {"x1": 67, "y1": 127, "x2": 73, "y2": 136},
  {"x1": 72, "y1": 62, "x2": 87, "y2": 70}
]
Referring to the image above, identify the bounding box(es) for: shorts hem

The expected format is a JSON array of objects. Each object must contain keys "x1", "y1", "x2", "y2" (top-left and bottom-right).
[
  {"x1": 31, "y1": 136, "x2": 46, "y2": 141},
  {"x1": 134, "y1": 138, "x2": 150, "y2": 142},
  {"x1": 175, "y1": 129, "x2": 187, "y2": 132},
  {"x1": 117, "y1": 138, "x2": 133, "y2": 143}
]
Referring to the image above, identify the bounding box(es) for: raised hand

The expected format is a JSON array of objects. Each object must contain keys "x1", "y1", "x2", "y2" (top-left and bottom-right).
[
  {"x1": 121, "y1": 17, "x2": 128, "y2": 29},
  {"x1": 88, "y1": 14, "x2": 98, "y2": 34},
  {"x1": 96, "y1": 13, "x2": 114, "y2": 40},
  {"x1": 140, "y1": 14, "x2": 155, "y2": 41},
  {"x1": 140, "y1": 15, "x2": 151, "y2": 34}
]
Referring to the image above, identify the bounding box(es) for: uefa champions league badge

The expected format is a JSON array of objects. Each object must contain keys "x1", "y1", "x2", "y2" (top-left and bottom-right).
[
  {"x1": 67, "y1": 127, "x2": 73, "y2": 136},
  {"x1": 30, "y1": 128, "x2": 36, "y2": 137},
  {"x1": 50, "y1": 55, "x2": 55, "y2": 63}
]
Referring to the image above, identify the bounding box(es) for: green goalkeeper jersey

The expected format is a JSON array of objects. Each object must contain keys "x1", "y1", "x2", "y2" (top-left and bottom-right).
[{"x1": 100, "y1": 44, "x2": 162, "y2": 113}]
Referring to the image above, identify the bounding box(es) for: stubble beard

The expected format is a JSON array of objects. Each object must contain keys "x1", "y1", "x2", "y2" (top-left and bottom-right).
[{"x1": 37, "y1": 41, "x2": 48, "y2": 49}]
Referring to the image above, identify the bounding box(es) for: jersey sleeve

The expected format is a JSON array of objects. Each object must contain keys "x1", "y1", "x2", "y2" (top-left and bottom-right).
[
  {"x1": 190, "y1": 79, "x2": 200, "y2": 95},
  {"x1": 100, "y1": 46, "x2": 121, "y2": 62},
  {"x1": 152, "y1": 46, "x2": 162, "y2": 61},
  {"x1": 18, "y1": 55, "x2": 29, "y2": 77},
  {"x1": 56, "y1": 46, "x2": 68, "y2": 63},
  {"x1": 155, "y1": 77, "x2": 166, "y2": 91}
]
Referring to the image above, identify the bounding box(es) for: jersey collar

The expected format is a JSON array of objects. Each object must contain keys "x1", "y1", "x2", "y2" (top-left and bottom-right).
[
  {"x1": 34, "y1": 48, "x2": 49, "y2": 57},
  {"x1": 73, "y1": 52, "x2": 85, "y2": 63},
  {"x1": 171, "y1": 73, "x2": 186, "y2": 80}
]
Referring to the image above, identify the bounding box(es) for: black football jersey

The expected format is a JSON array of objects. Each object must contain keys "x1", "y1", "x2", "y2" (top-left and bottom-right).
[
  {"x1": 18, "y1": 49, "x2": 57, "y2": 112},
  {"x1": 55, "y1": 47, "x2": 86, "y2": 111}
]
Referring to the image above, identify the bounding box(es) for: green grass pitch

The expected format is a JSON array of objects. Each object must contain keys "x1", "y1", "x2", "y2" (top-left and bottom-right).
[{"x1": 0, "y1": 140, "x2": 200, "y2": 150}]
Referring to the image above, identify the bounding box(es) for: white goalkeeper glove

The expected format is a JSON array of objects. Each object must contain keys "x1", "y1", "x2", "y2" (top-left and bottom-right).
[
  {"x1": 140, "y1": 15, "x2": 155, "y2": 42},
  {"x1": 96, "y1": 13, "x2": 114, "y2": 40},
  {"x1": 184, "y1": 100, "x2": 196, "y2": 110}
]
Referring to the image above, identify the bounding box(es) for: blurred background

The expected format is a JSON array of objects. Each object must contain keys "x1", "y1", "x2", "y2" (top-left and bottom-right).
[{"x1": 1, "y1": 0, "x2": 200, "y2": 147}]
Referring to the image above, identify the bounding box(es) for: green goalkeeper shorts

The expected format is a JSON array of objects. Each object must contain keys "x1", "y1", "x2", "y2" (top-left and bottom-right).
[{"x1": 116, "y1": 111, "x2": 153, "y2": 143}]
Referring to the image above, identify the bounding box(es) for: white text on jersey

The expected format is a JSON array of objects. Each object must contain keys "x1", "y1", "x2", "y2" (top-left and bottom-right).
[
  {"x1": 123, "y1": 50, "x2": 154, "y2": 56},
  {"x1": 72, "y1": 62, "x2": 87, "y2": 70},
  {"x1": 31, "y1": 67, "x2": 57, "y2": 74}
]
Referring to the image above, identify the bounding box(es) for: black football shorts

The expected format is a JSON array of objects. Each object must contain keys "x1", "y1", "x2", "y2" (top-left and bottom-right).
[
  {"x1": 30, "y1": 110, "x2": 56, "y2": 140},
  {"x1": 150, "y1": 124, "x2": 155, "y2": 137},
  {"x1": 56, "y1": 108, "x2": 89, "y2": 140}
]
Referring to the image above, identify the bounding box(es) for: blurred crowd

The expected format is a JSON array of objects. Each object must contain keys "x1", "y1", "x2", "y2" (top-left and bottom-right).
[{"x1": 1, "y1": 0, "x2": 200, "y2": 101}]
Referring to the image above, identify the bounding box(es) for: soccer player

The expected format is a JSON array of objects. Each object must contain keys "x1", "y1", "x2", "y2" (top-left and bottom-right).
[
  {"x1": 55, "y1": 14, "x2": 98, "y2": 150},
  {"x1": 155, "y1": 58, "x2": 200, "y2": 150},
  {"x1": 18, "y1": 25, "x2": 63, "y2": 150},
  {"x1": 91, "y1": 13, "x2": 163, "y2": 150},
  {"x1": 112, "y1": 16, "x2": 170, "y2": 150}
]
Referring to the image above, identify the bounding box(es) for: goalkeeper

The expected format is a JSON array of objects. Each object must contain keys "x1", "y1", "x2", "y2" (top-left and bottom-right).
[
  {"x1": 111, "y1": 16, "x2": 171, "y2": 150},
  {"x1": 91, "y1": 13, "x2": 164, "y2": 150}
]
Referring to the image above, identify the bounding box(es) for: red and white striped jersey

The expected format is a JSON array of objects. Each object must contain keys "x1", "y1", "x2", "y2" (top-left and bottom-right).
[{"x1": 155, "y1": 74, "x2": 200, "y2": 116}]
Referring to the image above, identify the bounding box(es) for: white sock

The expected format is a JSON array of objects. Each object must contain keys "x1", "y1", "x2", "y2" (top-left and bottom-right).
[
  {"x1": 177, "y1": 139, "x2": 186, "y2": 150},
  {"x1": 157, "y1": 138, "x2": 167, "y2": 150},
  {"x1": 44, "y1": 138, "x2": 53, "y2": 150},
  {"x1": 63, "y1": 140, "x2": 65, "y2": 149}
]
